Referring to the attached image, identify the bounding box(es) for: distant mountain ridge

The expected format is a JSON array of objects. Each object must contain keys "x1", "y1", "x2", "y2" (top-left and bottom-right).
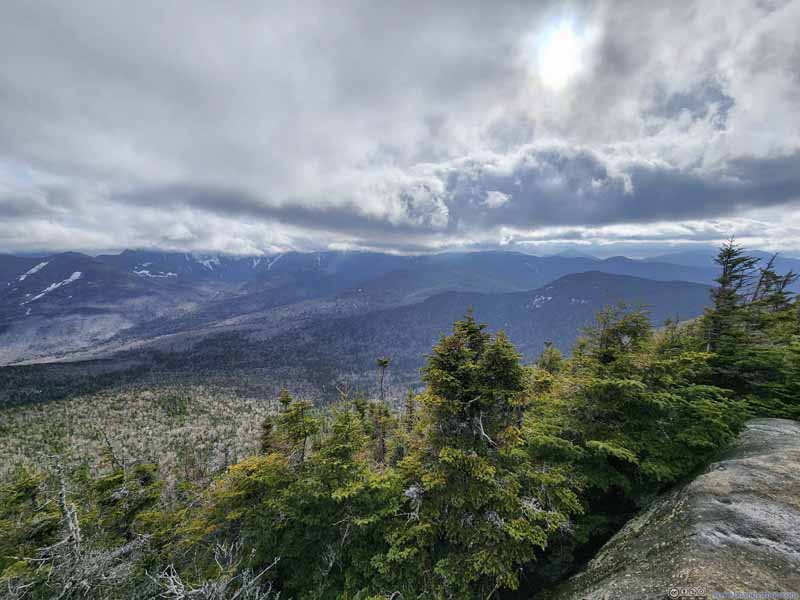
[
  {"x1": 647, "y1": 247, "x2": 800, "y2": 278},
  {"x1": 0, "y1": 252, "x2": 218, "y2": 364},
  {"x1": 103, "y1": 271, "x2": 712, "y2": 401},
  {"x1": 248, "y1": 270, "x2": 712, "y2": 374},
  {"x1": 0, "y1": 247, "x2": 724, "y2": 367}
]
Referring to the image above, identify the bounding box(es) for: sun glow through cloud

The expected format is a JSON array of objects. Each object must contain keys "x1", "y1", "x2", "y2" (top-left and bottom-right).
[{"x1": 537, "y1": 21, "x2": 582, "y2": 90}]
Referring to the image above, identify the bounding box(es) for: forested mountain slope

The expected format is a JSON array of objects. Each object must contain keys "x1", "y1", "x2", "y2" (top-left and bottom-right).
[
  {"x1": 34, "y1": 271, "x2": 709, "y2": 401},
  {"x1": 1, "y1": 249, "x2": 718, "y2": 365},
  {"x1": 0, "y1": 252, "x2": 213, "y2": 364},
  {"x1": 235, "y1": 271, "x2": 711, "y2": 375}
]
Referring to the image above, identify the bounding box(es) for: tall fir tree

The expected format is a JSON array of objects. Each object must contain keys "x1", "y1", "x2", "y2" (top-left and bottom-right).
[
  {"x1": 380, "y1": 313, "x2": 572, "y2": 598},
  {"x1": 705, "y1": 238, "x2": 759, "y2": 352}
]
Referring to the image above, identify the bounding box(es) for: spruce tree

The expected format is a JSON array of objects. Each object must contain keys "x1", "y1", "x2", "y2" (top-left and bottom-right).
[
  {"x1": 705, "y1": 238, "x2": 759, "y2": 353},
  {"x1": 572, "y1": 305, "x2": 742, "y2": 492},
  {"x1": 403, "y1": 388, "x2": 417, "y2": 433},
  {"x1": 701, "y1": 241, "x2": 800, "y2": 404},
  {"x1": 366, "y1": 399, "x2": 395, "y2": 465},
  {"x1": 259, "y1": 415, "x2": 276, "y2": 455},
  {"x1": 259, "y1": 388, "x2": 320, "y2": 465},
  {"x1": 376, "y1": 356, "x2": 391, "y2": 402},
  {"x1": 382, "y1": 313, "x2": 570, "y2": 598},
  {"x1": 537, "y1": 341, "x2": 564, "y2": 374}
]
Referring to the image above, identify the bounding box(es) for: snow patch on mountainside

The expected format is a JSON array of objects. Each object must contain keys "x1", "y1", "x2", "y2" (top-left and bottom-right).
[
  {"x1": 528, "y1": 295, "x2": 553, "y2": 309},
  {"x1": 198, "y1": 257, "x2": 221, "y2": 271},
  {"x1": 134, "y1": 268, "x2": 177, "y2": 278},
  {"x1": 18, "y1": 261, "x2": 49, "y2": 281},
  {"x1": 22, "y1": 271, "x2": 82, "y2": 304}
]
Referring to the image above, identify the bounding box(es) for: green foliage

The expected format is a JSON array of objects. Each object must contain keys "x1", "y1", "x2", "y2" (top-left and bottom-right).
[
  {"x1": 87, "y1": 463, "x2": 162, "y2": 543},
  {"x1": 536, "y1": 341, "x2": 564, "y2": 375},
  {"x1": 570, "y1": 330, "x2": 743, "y2": 492},
  {"x1": 0, "y1": 467, "x2": 60, "y2": 576},
  {"x1": 158, "y1": 392, "x2": 189, "y2": 417},
  {"x1": 520, "y1": 303, "x2": 748, "y2": 587},
  {"x1": 192, "y1": 404, "x2": 400, "y2": 599},
  {"x1": 0, "y1": 461, "x2": 163, "y2": 599},
  {"x1": 581, "y1": 303, "x2": 652, "y2": 369},
  {"x1": 259, "y1": 388, "x2": 321, "y2": 464},
  {"x1": 699, "y1": 239, "x2": 800, "y2": 416},
  {"x1": 375, "y1": 314, "x2": 576, "y2": 598},
  {"x1": 742, "y1": 337, "x2": 800, "y2": 419},
  {"x1": 376, "y1": 356, "x2": 391, "y2": 403},
  {"x1": 387, "y1": 389, "x2": 418, "y2": 466}
]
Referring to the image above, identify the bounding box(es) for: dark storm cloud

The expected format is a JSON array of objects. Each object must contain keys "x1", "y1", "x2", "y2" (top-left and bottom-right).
[
  {"x1": 105, "y1": 147, "x2": 800, "y2": 243},
  {"x1": 0, "y1": 0, "x2": 799, "y2": 254},
  {"x1": 0, "y1": 195, "x2": 52, "y2": 220},
  {"x1": 442, "y1": 148, "x2": 800, "y2": 230},
  {"x1": 119, "y1": 184, "x2": 435, "y2": 236}
]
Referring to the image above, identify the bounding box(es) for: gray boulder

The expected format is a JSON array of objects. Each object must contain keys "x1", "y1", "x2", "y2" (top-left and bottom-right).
[{"x1": 549, "y1": 418, "x2": 800, "y2": 599}]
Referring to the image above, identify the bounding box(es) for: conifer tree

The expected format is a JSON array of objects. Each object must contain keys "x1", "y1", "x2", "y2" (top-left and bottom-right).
[
  {"x1": 382, "y1": 313, "x2": 571, "y2": 598},
  {"x1": 537, "y1": 341, "x2": 564, "y2": 374},
  {"x1": 259, "y1": 388, "x2": 320, "y2": 465},
  {"x1": 572, "y1": 305, "x2": 742, "y2": 493},
  {"x1": 376, "y1": 356, "x2": 391, "y2": 402},
  {"x1": 201, "y1": 403, "x2": 399, "y2": 600},
  {"x1": 713, "y1": 249, "x2": 800, "y2": 416},
  {"x1": 366, "y1": 399, "x2": 395, "y2": 465},
  {"x1": 259, "y1": 416, "x2": 276, "y2": 455},
  {"x1": 582, "y1": 302, "x2": 651, "y2": 371},
  {"x1": 748, "y1": 254, "x2": 798, "y2": 334},
  {"x1": 705, "y1": 238, "x2": 759, "y2": 353},
  {"x1": 387, "y1": 391, "x2": 418, "y2": 466},
  {"x1": 402, "y1": 388, "x2": 417, "y2": 433},
  {"x1": 700, "y1": 241, "x2": 800, "y2": 401}
]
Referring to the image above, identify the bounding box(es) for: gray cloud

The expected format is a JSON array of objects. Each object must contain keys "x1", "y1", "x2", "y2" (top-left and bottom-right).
[
  {"x1": 441, "y1": 147, "x2": 800, "y2": 228},
  {"x1": 1, "y1": 0, "x2": 799, "y2": 255}
]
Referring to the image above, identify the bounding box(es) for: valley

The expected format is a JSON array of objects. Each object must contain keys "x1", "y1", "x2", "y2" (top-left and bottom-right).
[{"x1": 1, "y1": 248, "x2": 721, "y2": 405}]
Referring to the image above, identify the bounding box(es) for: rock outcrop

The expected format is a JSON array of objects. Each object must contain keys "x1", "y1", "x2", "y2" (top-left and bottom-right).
[{"x1": 549, "y1": 418, "x2": 800, "y2": 599}]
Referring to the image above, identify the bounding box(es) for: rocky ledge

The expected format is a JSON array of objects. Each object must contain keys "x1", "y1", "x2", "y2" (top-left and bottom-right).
[{"x1": 550, "y1": 418, "x2": 800, "y2": 599}]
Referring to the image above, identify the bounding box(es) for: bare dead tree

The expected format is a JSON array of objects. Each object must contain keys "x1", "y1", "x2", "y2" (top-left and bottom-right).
[
  {"x1": 94, "y1": 425, "x2": 126, "y2": 473},
  {"x1": 334, "y1": 379, "x2": 351, "y2": 403},
  {"x1": 2, "y1": 456, "x2": 152, "y2": 599},
  {"x1": 55, "y1": 459, "x2": 82, "y2": 558},
  {"x1": 151, "y1": 542, "x2": 279, "y2": 599}
]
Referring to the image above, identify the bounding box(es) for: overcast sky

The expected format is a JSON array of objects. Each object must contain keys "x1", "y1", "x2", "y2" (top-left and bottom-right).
[{"x1": 1, "y1": 0, "x2": 799, "y2": 256}]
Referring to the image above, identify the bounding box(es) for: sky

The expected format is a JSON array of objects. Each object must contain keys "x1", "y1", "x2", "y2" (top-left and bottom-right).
[{"x1": 1, "y1": 0, "x2": 799, "y2": 257}]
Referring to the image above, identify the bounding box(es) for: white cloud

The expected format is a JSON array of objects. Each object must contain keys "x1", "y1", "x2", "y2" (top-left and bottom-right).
[
  {"x1": 0, "y1": 0, "x2": 798, "y2": 254},
  {"x1": 483, "y1": 191, "x2": 512, "y2": 208}
]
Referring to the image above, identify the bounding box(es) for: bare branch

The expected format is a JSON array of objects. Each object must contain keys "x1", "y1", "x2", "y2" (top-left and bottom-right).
[{"x1": 476, "y1": 412, "x2": 497, "y2": 447}]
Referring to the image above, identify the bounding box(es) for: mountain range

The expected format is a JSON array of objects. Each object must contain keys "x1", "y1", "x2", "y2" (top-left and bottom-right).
[{"x1": 0, "y1": 246, "x2": 771, "y2": 402}]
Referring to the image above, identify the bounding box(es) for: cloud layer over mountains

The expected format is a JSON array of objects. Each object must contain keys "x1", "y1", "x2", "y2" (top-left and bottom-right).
[{"x1": 1, "y1": 0, "x2": 799, "y2": 255}]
